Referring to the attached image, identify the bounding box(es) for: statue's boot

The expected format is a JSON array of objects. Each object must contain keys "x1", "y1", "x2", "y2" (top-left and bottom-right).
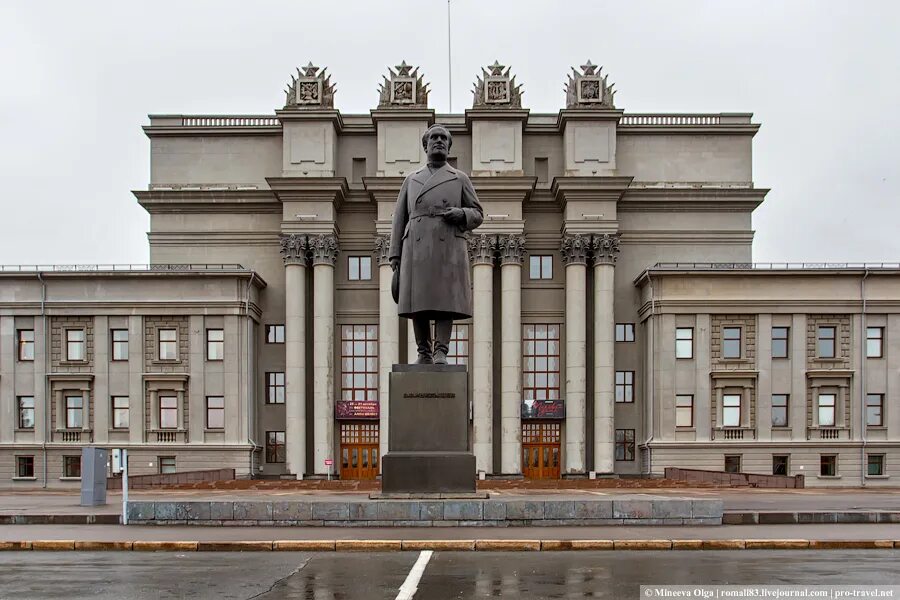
[
  {"x1": 433, "y1": 318, "x2": 452, "y2": 365},
  {"x1": 412, "y1": 317, "x2": 434, "y2": 364}
]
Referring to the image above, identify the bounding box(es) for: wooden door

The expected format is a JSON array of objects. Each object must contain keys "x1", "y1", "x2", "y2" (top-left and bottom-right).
[
  {"x1": 522, "y1": 422, "x2": 561, "y2": 479},
  {"x1": 340, "y1": 422, "x2": 379, "y2": 480}
]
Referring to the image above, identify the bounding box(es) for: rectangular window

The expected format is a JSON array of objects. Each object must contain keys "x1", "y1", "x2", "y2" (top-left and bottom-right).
[
  {"x1": 266, "y1": 325, "x2": 285, "y2": 344},
  {"x1": 16, "y1": 456, "x2": 34, "y2": 478},
  {"x1": 867, "y1": 454, "x2": 885, "y2": 477},
  {"x1": 158, "y1": 456, "x2": 176, "y2": 474},
  {"x1": 818, "y1": 393, "x2": 836, "y2": 427},
  {"x1": 522, "y1": 324, "x2": 561, "y2": 402},
  {"x1": 615, "y1": 429, "x2": 635, "y2": 461},
  {"x1": 206, "y1": 396, "x2": 225, "y2": 429},
  {"x1": 772, "y1": 326, "x2": 789, "y2": 359},
  {"x1": 340, "y1": 324, "x2": 378, "y2": 404},
  {"x1": 112, "y1": 396, "x2": 129, "y2": 429},
  {"x1": 206, "y1": 328, "x2": 224, "y2": 361},
  {"x1": 773, "y1": 455, "x2": 789, "y2": 476},
  {"x1": 615, "y1": 323, "x2": 635, "y2": 342},
  {"x1": 867, "y1": 327, "x2": 884, "y2": 358},
  {"x1": 675, "y1": 327, "x2": 693, "y2": 359},
  {"x1": 158, "y1": 328, "x2": 177, "y2": 361},
  {"x1": 817, "y1": 326, "x2": 836, "y2": 358},
  {"x1": 820, "y1": 454, "x2": 837, "y2": 477},
  {"x1": 348, "y1": 256, "x2": 372, "y2": 281},
  {"x1": 111, "y1": 329, "x2": 129, "y2": 361},
  {"x1": 722, "y1": 394, "x2": 741, "y2": 427},
  {"x1": 266, "y1": 372, "x2": 285, "y2": 404},
  {"x1": 615, "y1": 371, "x2": 634, "y2": 403},
  {"x1": 771, "y1": 394, "x2": 789, "y2": 428},
  {"x1": 447, "y1": 324, "x2": 469, "y2": 366},
  {"x1": 65, "y1": 395, "x2": 83, "y2": 429},
  {"x1": 159, "y1": 395, "x2": 178, "y2": 429},
  {"x1": 722, "y1": 327, "x2": 742, "y2": 359},
  {"x1": 17, "y1": 396, "x2": 34, "y2": 429},
  {"x1": 866, "y1": 394, "x2": 884, "y2": 427},
  {"x1": 529, "y1": 255, "x2": 553, "y2": 280},
  {"x1": 17, "y1": 329, "x2": 34, "y2": 361},
  {"x1": 266, "y1": 431, "x2": 286, "y2": 463},
  {"x1": 352, "y1": 157, "x2": 366, "y2": 183},
  {"x1": 724, "y1": 455, "x2": 742, "y2": 473},
  {"x1": 66, "y1": 329, "x2": 85, "y2": 361},
  {"x1": 63, "y1": 455, "x2": 81, "y2": 478},
  {"x1": 534, "y1": 157, "x2": 548, "y2": 184},
  {"x1": 675, "y1": 395, "x2": 694, "y2": 428}
]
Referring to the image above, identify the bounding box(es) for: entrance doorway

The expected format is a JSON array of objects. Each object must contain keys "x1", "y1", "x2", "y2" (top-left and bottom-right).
[
  {"x1": 522, "y1": 421, "x2": 561, "y2": 479},
  {"x1": 339, "y1": 422, "x2": 379, "y2": 480}
]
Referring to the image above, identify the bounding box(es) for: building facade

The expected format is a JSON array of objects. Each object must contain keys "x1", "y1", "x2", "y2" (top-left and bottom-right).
[{"x1": 1, "y1": 61, "x2": 896, "y2": 487}]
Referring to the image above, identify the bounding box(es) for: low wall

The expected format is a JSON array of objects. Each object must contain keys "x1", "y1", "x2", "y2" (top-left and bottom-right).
[
  {"x1": 107, "y1": 469, "x2": 236, "y2": 491},
  {"x1": 664, "y1": 467, "x2": 804, "y2": 489}
]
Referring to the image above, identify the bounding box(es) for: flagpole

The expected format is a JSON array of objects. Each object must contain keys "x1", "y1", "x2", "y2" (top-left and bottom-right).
[{"x1": 447, "y1": 0, "x2": 452, "y2": 112}]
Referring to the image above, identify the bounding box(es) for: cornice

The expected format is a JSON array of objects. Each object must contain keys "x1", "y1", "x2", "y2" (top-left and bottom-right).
[
  {"x1": 471, "y1": 176, "x2": 537, "y2": 202},
  {"x1": 618, "y1": 123, "x2": 760, "y2": 136},
  {"x1": 619, "y1": 187, "x2": 768, "y2": 212},
  {"x1": 464, "y1": 108, "x2": 530, "y2": 129},
  {"x1": 142, "y1": 125, "x2": 281, "y2": 138},
  {"x1": 134, "y1": 190, "x2": 280, "y2": 214},
  {"x1": 363, "y1": 176, "x2": 405, "y2": 203},
  {"x1": 274, "y1": 108, "x2": 344, "y2": 132},
  {"x1": 557, "y1": 108, "x2": 625, "y2": 131},
  {"x1": 370, "y1": 108, "x2": 436, "y2": 125},
  {"x1": 266, "y1": 176, "x2": 349, "y2": 209},
  {"x1": 552, "y1": 176, "x2": 633, "y2": 205},
  {"x1": 0, "y1": 270, "x2": 267, "y2": 288}
]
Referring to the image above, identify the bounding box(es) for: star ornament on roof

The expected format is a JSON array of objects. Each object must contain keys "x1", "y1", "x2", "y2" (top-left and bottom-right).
[
  {"x1": 395, "y1": 61, "x2": 413, "y2": 76},
  {"x1": 580, "y1": 60, "x2": 598, "y2": 76},
  {"x1": 487, "y1": 60, "x2": 505, "y2": 77},
  {"x1": 301, "y1": 62, "x2": 319, "y2": 77}
]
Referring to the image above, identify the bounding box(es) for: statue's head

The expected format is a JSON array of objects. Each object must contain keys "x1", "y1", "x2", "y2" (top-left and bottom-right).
[{"x1": 422, "y1": 124, "x2": 452, "y2": 163}]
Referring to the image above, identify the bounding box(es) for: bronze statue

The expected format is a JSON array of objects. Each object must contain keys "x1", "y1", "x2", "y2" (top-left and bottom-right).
[{"x1": 388, "y1": 124, "x2": 484, "y2": 364}]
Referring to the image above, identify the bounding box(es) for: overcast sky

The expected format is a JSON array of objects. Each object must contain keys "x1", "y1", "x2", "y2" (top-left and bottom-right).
[{"x1": 1, "y1": 1, "x2": 898, "y2": 265}]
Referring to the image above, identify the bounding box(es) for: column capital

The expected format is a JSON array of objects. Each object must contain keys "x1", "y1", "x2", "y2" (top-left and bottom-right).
[
  {"x1": 560, "y1": 233, "x2": 590, "y2": 266},
  {"x1": 468, "y1": 234, "x2": 496, "y2": 266},
  {"x1": 497, "y1": 234, "x2": 526, "y2": 266},
  {"x1": 279, "y1": 233, "x2": 308, "y2": 266},
  {"x1": 309, "y1": 233, "x2": 339, "y2": 266},
  {"x1": 591, "y1": 232, "x2": 621, "y2": 265},
  {"x1": 373, "y1": 234, "x2": 392, "y2": 266}
]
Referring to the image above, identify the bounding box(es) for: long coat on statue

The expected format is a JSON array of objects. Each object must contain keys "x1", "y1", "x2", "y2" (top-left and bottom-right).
[{"x1": 388, "y1": 163, "x2": 484, "y2": 320}]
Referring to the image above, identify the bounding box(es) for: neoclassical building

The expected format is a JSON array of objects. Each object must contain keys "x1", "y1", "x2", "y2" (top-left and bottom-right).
[{"x1": 1, "y1": 61, "x2": 897, "y2": 487}]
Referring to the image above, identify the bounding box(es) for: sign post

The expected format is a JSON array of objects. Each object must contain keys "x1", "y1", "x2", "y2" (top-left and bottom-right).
[
  {"x1": 324, "y1": 458, "x2": 334, "y2": 481},
  {"x1": 121, "y1": 449, "x2": 129, "y2": 525}
]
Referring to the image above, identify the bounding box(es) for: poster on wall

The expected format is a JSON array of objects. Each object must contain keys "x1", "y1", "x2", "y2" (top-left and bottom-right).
[
  {"x1": 522, "y1": 399, "x2": 565, "y2": 419},
  {"x1": 335, "y1": 400, "x2": 379, "y2": 420}
]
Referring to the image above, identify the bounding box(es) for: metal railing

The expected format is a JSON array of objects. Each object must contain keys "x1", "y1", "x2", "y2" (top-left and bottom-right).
[
  {"x1": 652, "y1": 262, "x2": 900, "y2": 271},
  {"x1": 181, "y1": 116, "x2": 279, "y2": 127},
  {"x1": 620, "y1": 114, "x2": 721, "y2": 126},
  {"x1": 0, "y1": 264, "x2": 246, "y2": 272}
]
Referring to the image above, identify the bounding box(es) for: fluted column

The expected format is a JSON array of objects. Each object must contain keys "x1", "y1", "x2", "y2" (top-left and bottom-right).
[
  {"x1": 310, "y1": 234, "x2": 338, "y2": 475},
  {"x1": 374, "y1": 235, "x2": 398, "y2": 469},
  {"x1": 498, "y1": 234, "x2": 525, "y2": 474},
  {"x1": 561, "y1": 234, "x2": 590, "y2": 475},
  {"x1": 592, "y1": 233, "x2": 620, "y2": 474},
  {"x1": 280, "y1": 234, "x2": 308, "y2": 478},
  {"x1": 469, "y1": 234, "x2": 496, "y2": 474}
]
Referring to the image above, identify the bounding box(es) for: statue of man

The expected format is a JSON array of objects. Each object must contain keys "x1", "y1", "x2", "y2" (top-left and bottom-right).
[{"x1": 388, "y1": 124, "x2": 484, "y2": 364}]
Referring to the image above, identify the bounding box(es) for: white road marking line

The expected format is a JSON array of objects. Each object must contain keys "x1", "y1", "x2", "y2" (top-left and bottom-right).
[{"x1": 395, "y1": 550, "x2": 433, "y2": 600}]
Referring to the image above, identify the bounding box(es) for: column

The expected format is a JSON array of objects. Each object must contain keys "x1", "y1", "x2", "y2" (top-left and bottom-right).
[
  {"x1": 591, "y1": 233, "x2": 620, "y2": 474},
  {"x1": 310, "y1": 234, "x2": 338, "y2": 475},
  {"x1": 561, "y1": 234, "x2": 589, "y2": 474},
  {"x1": 469, "y1": 235, "x2": 496, "y2": 474},
  {"x1": 374, "y1": 235, "x2": 399, "y2": 468},
  {"x1": 280, "y1": 234, "x2": 308, "y2": 478},
  {"x1": 498, "y1": 234, "x2": 525, "y2": 474}
]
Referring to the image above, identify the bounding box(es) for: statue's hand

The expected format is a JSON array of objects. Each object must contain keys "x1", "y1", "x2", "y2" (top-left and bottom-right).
[
  {"x1": 390, "y1": 258, "x2": 400, "y2": 272},
  {"x1": 441, "y1": 207, "x2": 466, "y2": 226}
]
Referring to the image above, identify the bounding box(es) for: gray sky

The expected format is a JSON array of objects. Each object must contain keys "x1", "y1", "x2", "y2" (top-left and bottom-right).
[{"x1": 1, "y1": 0, "x2": 898, "y2": 265}]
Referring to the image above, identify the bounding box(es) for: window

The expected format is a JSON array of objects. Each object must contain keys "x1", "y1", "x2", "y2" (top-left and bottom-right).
[
  {"x1": 17, "y1": 396, "x2": 34, "y2": 429},
  {"x1": 820, "y1": 454, "x2": 837, "y2": 477},
  {"x1": 534, "y1": 157, "x2": 549, "y2": 184},
  {"x1": 615, "y1": 371, "x2": 634, "y2": 403},
  {"x1": 722, "y1": 394, "x2": 741, "y2": 427},
  {"x1": 63, "y1": 455, "x2": 81, "y2": 478},
  {"x1": 158, "y1": 456, "x2": 176, "y2": 474},
  {"x1": 817, "y1": 326, "x2": 836, "y2": 358},
  {"x1": 112, "y1": 396, "x2": 129, "y2": 429},
  {"x1": 675, "y1": 395, "x2": 694, "y2": 428},
  {"x1": 111, "y1": 329, "x2": 128, "y2": 361},
  {"x1": 17, "y1": 330, "x2": 34, "y2": 361},
  {"x1": 615, "y1": 429, "x2": 635, "y2": 461},
  {"x1": 266, "y1": 325, "x2": 285, "y2": 344},
  {"x1": 159, "y1": 395, "x2": 178, "y2": 429},
  {"x1": 66, "y1": 329, "x2": 85, "y2": 361},
  {"x1": 340, "y1": 325, "x2": 378, "y2": 404},
  {"x1": 348, "y1": 256, "x2": 372, "y2": 281},
  {"x1": 867, "y1": 454, "x2": 885, "y2": 477},
  {"x1": 529, "y1": 255, "x2": 553, "y2": 280},
  {"x1": 773, "y1": 455, "x2": 789, "y2": 476},
  {"x1": 206, "y1": 329, "x2": 224, "y2": 361},
  {"x1": 16, "y1": 456, "x2": 34, "y2": 478},
  {"x1": 447, "y1": 324, "x2": 469, "y2": 366},
  {"x1": 817, "y1": 393, "x2": 836, "y2": 427},
  {"x1": 772, "y1": 327, "x2": 789, "y2": 359},
  {"x1": 675, "y1": 328, "x2": 693, "y2": 359},
  {"x1": 867, "y1": 327, "x2": 884, "y2": 358},
  {"x1": 722, "y1": 327, "x2": 742, "y2": 359},
  {"x1": 866, "y1": 394, "x2": 884, "y2": 427},
  {"x1": 158, "y1": 328, "x2": 177, "y2": 361},
  {"x1": 523, "y1": 324, "x2": 561, "y2": 402},
  {"x1": 266, "y1": 431, "x2": 285, "y2": 463},
  {"x1": 352, "y1": 157, "x2": 366, "y2": 183},
  {"x1": 615, "y1": 323, "x2": 635, "y2": 342},
  {"x1": 771, "y1": 394, "x2": 789, "y2": 428},
  {"x1": 65, "y1": 395, "x2": 83, "y2": 429},
  {"x1": 206, "y1": 396, "x2": 225, "y2": 429},
  {"x1": 724, "y1": 455, "x2": 742, "y2": 473},
  {"x1": 266, "y1": 372, "x2": 285, "y2": 404}
]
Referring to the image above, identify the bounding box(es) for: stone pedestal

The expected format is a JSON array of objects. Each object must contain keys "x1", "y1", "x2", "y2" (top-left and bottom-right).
[{"x1": 382, "y1": 364, "x2": 475, "y2": 494}]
